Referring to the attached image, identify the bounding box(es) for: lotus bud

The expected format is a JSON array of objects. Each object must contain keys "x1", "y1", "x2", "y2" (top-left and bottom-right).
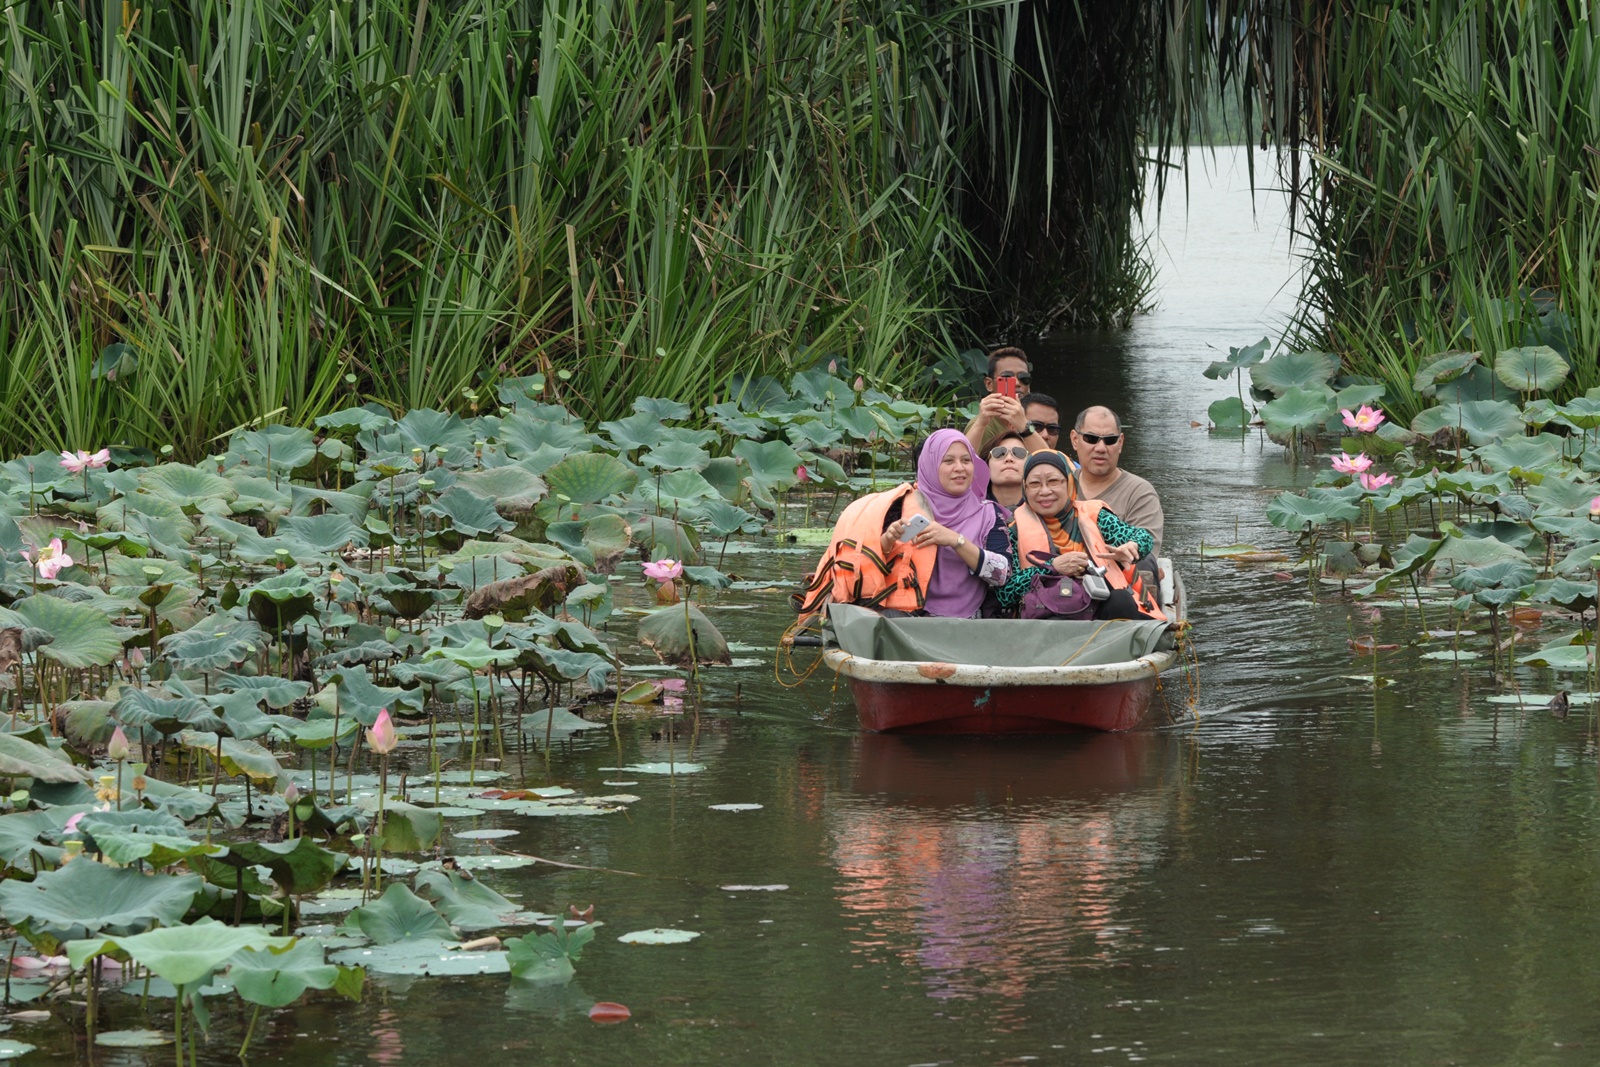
[
  {"x1": 828, "y1": 359, "x2": 838, "y2": 373},
  {"x1": 284, "y1": 781, "x2": 300, "y2": 805},
  {"x1": 854, "y1": 376, "x2": 865, "y2": 391},
  {"x1": 107, "y1": 726, "x2": 130, "y2": 762},
  {"x1": 368, "y1": 708, "x2": 399, "y2": 755},
  {"x1": 128, "y1": 647, "x2": 145, "y2": 668}
]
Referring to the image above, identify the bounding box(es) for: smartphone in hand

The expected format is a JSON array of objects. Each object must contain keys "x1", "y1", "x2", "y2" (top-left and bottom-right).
[
  {"x1": 996, "y1": 376, "x2": 1018, "y2": 399},
  {"x1": 898, "y1": 514, "x2": 932, "y2": 542}
]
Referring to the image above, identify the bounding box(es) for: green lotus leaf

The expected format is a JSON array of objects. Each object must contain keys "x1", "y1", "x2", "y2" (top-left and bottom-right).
[
  {"x1": 88, "y1": 829, "x2": 222, "y2": 869},
  {"x1": 1265, "y1": 489, "x2": 1361, "y2": 531},
  {"x1": 0, "y1": 732, "x2": 90, "y2": 783},
  {"x1": 96, "y1": 494, "x2": 197, "y2": 543},
  {"x1": 0, "y1": 595, "x2": 124, "y2": 669},
  {"x1": 414, "y1": 868, "x2": 550, "y2": 932},
  {"x1": 732, "y1": 439, "x2": 804, "y2": 492},
  {"x1": 278, "y1": 514, "x2": 367, "y2": 556},
  {"x1": 526, "y1": 645, "x2": 613, "y2": 689},
  {"x1": 637, "y1": 604, "x2": 731, "y2": 666},
  {"x1": 1202, "y1": 337, "x2": 1268, "y2": 381},
  {"x1": 637, "y1": 469, "x2": 722, "y2": 509},
  {"x1": 94, "y1": 1030, "x2": 171, "y2": 1049},
  {"x1": 223, "y1": 836, "x2": 345, "y2": 896},
  {"x1": 682, "y1": 565, "x2": 733, "y2": 590},
  {"x1": 496, "y1": 410, "x2": 600, "y2": 456},
  {"x1": 1410, "y1": 400, "x2": 1523, "y2": 445},
  {"x1": 1526, "y1": 475, "x2": 1599, "y2": 514},
  {"x1": 1207, "y1": 397, "x2": 1249, "y2": 429},
  {"x1": 1, "y1": 863, "x2": 201, "y2": 952},
  {"x1": 788, "y1": 368, "x2": 855, "y2": 408},
  {"x1": 391, "y1": 408, "x2": 476, "y2": 453},
  {"x1": 177, "y1": 732, "x2": 283, "y2": 783},
  {"x1": 160, "y1": 614, "x2": 265, "y2": 673},
  {"x1": 116, "y1": 689, "x2": 225, "y2": 737},
  {"x1": 632, "y1": 515, "x2": 702, "y2": 561},
  {"x1": 370, "y1": 799, "x2": 444, "y2": 854},
  {"x1": 245, "y1": 569, "x2": 318, "y2": 631},
  {"x1": 495, "y1": 375, "x2": 549, "y2": 408},
  {"x1": 1434, "y1": 534, "x2": 1530, "y2": 568},
  {"x1": 1260, "y1": 387, "x2": 1334, "y2": 442},
  {"x1": 0, "y1": 810, "x2": 68, "y2": 871},
  {"x1": 544, "y1": 453, "x2": 639, "y2": 505},
  {"x1": 223, "y1": 472, "x2": 293, "y2": 518},
  {"x1": 505, "y1": 922, "x2": 597, "y2": 982},
  {"x1": 1530, "y1": 578, "x2": 1596, "y2": 611},
  {"x1": 314, "y1": 666, "x2": 423, "y2": 726},
  {"x1": 421, "y1": 486, "x2": 515, "y2": 539},
  {"x1": 1517, "y1": 639, "x2": 1592, "y2": 671},
  {"x1": 1472, "y1": 434, "x2": 1563, "y2": 475},
  {"x1": 331, "y1": 937, "x2": 507, "y2": 976},
  {"x1": 423, "y1": 638, "x2": 517, "y2": 671},
  {"x1": 229, "y1": 939, "x2": 363, "y2": 1008},
  {"x1": 1450, "y1": 559, "x2": 1537, "y2": 595},
  {"x1": 700, "y1": 500, "x2": 761, "y2": 537},
  {"x1": 599, "y1": 412, "x2": 668, "y2": 451},
  {"x1": 229, "y1": 426, "x2": 318, "y2": 472},
  {"x1": 617, "y1": 927, "x2": 701, "y2": 944},
  {"x1": 1412, "y1": 350, "x2": 1481, "y2": 395},
  {"x1": 641, "y1": 440, "x2": 711, "y2": 471},
  {"x1": 68, "y1": 529, "x2": 150, "y2": 558},
  {"x1": 1553, "y1": 396, "x2": 1600, "y2": 431},
  {"x1": 786, "y1": 419, "x2": 845, "y2": 451},
  {"x1": 707, "y1": 402, "x2": 771, "y2": 438},
  {"x1": 138, "y1": 465, "x2": 237, "y2": 511},
  {"x1": 633, "y1": 396, "x2": 692, "y2": 422},
  {"x1": 289, "y1": 484, "x2": 373, "y2": 524},
  {"x1": 831, "y1": 406, "x2": 881, "y2": 442},
  {"x1": 1494, "y1": 345, "x2": 1570, "y2": 393},
  {"x1": 213, "y1": 673, "x2": 308, "y2": 710},
  {"x1": 1456, "y1": 521, "x2": 1537, "y2": 550},
  {"x1": 199, "y1": 514, "x2": 286, "y2": 564},
  {"x1": 346, "y1": 883, "x2": 457, "y2": 945},
  {"x1": 454, "y1": 465, "x2": 548, "y2": 516},
  {"x1": 68, "y1": 918, "x2": 291, "y2": 987},
  {"x1": 1248, "y1": 350, "x2": 1339, "y2": 397},
  {"x1": 314, "y1": 407, "x2": 392, "y2": 435}
]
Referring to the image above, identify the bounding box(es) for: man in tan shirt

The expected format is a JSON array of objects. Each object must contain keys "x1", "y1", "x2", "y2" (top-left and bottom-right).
[{"x1": 1069, "y1": 405, "x2": 1165, "y2": 556}]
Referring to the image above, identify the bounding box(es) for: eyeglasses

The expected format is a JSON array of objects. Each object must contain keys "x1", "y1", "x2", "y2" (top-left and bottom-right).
[
  {"x1": 1025, "y1": 477, "x2": 1070, "y2": 491},
  {"x1": 993, "y1": 372, "x2": 1032, "y2": 384},
  {"x1": 1077, "y1": 432, "x2": 1122, "y2": 446},
  {"x1": 1028, "y1": 421, "x2": 1061, "y2": 435},
  {"x1": 988, "y1": 446, "x2": 1029, "y2": 460}
]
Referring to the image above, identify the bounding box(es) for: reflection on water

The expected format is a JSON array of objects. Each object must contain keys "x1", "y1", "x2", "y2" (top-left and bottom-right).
[{"x1": 833, "y1": 735, "x2": 1186, "y2": 1008}]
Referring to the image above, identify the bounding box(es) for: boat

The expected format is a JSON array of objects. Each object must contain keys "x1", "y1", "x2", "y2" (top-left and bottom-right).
[{"x1": 821, "y1": 562, "x2": 1187, "y2": 734}]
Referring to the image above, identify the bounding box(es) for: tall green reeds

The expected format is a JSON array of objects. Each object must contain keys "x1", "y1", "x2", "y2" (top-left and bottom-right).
[
  {"x1": 1211, "y1": 0, "x2": 1600, "y2": 414},
  {"x1": 0, "y1": 0, "x2": 1189, "y2": 456}
]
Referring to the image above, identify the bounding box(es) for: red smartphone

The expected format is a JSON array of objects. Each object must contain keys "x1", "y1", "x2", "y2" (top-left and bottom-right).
[{"x1": 997, "y1": 376, "x2": 1018, "y2": 399}]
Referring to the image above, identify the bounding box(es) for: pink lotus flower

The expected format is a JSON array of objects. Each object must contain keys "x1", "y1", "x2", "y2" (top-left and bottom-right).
[
  {"x1": 368, "y1": 708, "x2": 398, "y2": 755},
  {"x1": 284, "y1": 781, "x2": 301, "y2": 805},
  {"x1": 58, "y1": 449, "x2": 110, "y2": 474},
  {"x1": 1330, "y1": 452, "x2": 1373, "y2": 475},
  {"x1": 31, "y1": 538, "x2": 73, "y2": 580},
  {"x1": 796, "y1": 464, "x2": 811, "y2": 484},
  {"x1": 1340, "y1": 406, "x2": 1386, "y2": 432},
  {"x1": 853, "y1": 376, "x2": 865, "y2": 392},
  {"x1": 828, "y1": 359, "x2": 838, "y2": 374},
  {"x1": 642, "y1": 559, "x2": 684, "y2": 582},
  {"x1": 1590, "y1": 496, "x2": 1600, "y2": 517},
  {"x1": 107, "y1": 727, "x2": 130, "y2": 762},
  {"x1": 1358, "y1": 471, "x2": 1396, "y2": 491},
  {"x1": 63, "y1": 811, "x2": 84, "y2": 835}
]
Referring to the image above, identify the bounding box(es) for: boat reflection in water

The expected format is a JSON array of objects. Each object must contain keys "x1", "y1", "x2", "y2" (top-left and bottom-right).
[{"x1": 830, "y1": 731, "x2": 1188, "y2": 1014}]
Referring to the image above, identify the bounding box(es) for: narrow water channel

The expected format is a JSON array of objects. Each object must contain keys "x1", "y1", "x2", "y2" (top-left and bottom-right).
[{"x1": 67, "y1": 148, "x2": 1600, "y2": 1067}]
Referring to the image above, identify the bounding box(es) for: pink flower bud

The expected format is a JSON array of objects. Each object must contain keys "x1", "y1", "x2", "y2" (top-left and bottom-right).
[
  {"x1": 368, "y1": 708, "x2": 398, "y2": 755},
  {"x1": 106, "y1": 727, "x2": 130, "y2": 762}
]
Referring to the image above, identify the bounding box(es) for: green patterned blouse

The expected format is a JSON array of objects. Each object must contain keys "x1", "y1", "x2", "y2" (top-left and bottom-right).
[{"x1": 995, "y1": 508, "x2": 1155, "y2": 611}]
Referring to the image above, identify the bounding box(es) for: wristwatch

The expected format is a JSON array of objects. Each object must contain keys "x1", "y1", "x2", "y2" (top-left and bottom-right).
[
  {"x1": 1021, "y1": 423, "x2": 1040, "y2": 437},
  {"x1": 955, "y1": 535, "x2": 966, "y2": 548}
]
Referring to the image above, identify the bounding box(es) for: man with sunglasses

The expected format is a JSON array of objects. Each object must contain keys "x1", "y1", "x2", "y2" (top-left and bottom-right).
[
  {"x1": 964, "y1": 347, "x2": 1051, "y2": 456},
  {"x1": 1021, "y1": 392, "x2": 1062, "y2": 451},
  {"x1": 1070, "y1": 406, "x2": 1165, "y2": 556}
]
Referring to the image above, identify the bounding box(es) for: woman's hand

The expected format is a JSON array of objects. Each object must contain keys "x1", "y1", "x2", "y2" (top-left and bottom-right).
[
  {"x1": 1051, "y1": 551, "x2": 1089, "y2": 577},
  {"x1": 911, "y1": 521, "x2": 961, "y2": 549},
  {"x1": 1108, "y1": 541, "x2": 1140, "y2": 566},
  {"x1": 880, "y1": 520, "x2": 907, "y2": 556}
]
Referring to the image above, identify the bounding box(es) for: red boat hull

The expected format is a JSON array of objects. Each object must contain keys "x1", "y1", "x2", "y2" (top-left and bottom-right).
[{"x1": 846, "y1": 674, "x2": 1167, "y2": 734}]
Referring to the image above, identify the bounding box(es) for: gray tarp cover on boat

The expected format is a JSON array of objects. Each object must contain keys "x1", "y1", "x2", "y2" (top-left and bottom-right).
[{"x1": 827, "y1": 604, "x2": 1173, "y2": 668}]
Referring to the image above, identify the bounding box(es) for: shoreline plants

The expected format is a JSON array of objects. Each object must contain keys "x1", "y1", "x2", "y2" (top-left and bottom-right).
[{"x1": 0, "y1": 366, "x2": 938, "y2": 1053}]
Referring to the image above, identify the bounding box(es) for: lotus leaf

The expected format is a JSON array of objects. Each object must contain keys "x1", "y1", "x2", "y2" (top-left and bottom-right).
[
  {"x1": 1517, "y1": 640, "x2": 1593, "y2": 671},
  {"x1": 0, "y1": 595, "x2": 123, "y2": 669},
  {"x1": 95, "y1": 1030, "x2": 172, "y2": 1048},
  {"x1": 332, "y1": 938, "x2": 507, "y2": 976},
  {"x1": 1260, "y1": 386, "x2": 1334, "y2": 442},
  {"x1": 315, "y1": 407, "x2": 392, "y2": 435},
  {"x1": 278, "y1": 513, "x2": 368, "y2": 556},
  {"x1": 637, "y1": 469, "x2": 722, "y2": 508},
  {"x1": 1526, "y1": 475, "x2": 1599, "y2": 513},
  {"x1": 230, "y1": 427, "x2": 318, "y2": 472},
  {"x1": 1411, "y1": 400, "x2": 1523, "y2": 445},
  {"x1": 214, "y1": 673, "x2": 308, "y2": 710},
  {"x1": 178, "y1": 732, "x2": 283, "y2": 783},
  {"x1": 1248, "y1": 350, "x2": 1339, "y2": 397},
  {"x1": 495, "y1": 375, "x2": 549, "y2": 408},
  {"x1": 1207, "y1": 397, "x2": 1249, "y2": 429},
  {"x1": 1530, "y1": 578, "x2": 1596, "y2": 611},
  {"x1": 617, "y1": 928, "x2": 701, "y2": 944},
  {"x1": 707, "y1": 402, "x2": 771, "y2": 438},
  {"x1": 315, "y1": 667, "x2": 423, "y2": 726},
  {"x1": 139, "y1": 465, "x2": 237, "y2": 511},
  {"x1": 1412, "y1": 350, "x2": 1481, "y2": 395},
  {"x1": 1202, "y1": 337, "x2": 1269, "y2": 380},
  {"x1": 0, "y1": 732, "x2": 90, "y2": 783},
  {"x1": 544, "y1": 453, "x2": 639, "y2": 505},
  {"x1": 245, "y1": 570, "x2": 318, "y2": 631},
  {"x1": 1456, "y1": 521, "x2": 1536, "y2": 550},
  {"x1": 454, "y1": 465, "x2": 548, "y2": 516},
  {"x1": 641, "y1": 439, "x2": 710, "y2": 471},
  {"x1": 391, "y1": 409, "x2": 477, "y2": 453},
  {"x1": 224, "y1": 473, "x2": 294, "y2": 519},
  {"x1": 421, "y1": 486, "x2": 515, "y2": 539},
  {"x1": 415, "y1": 868, "x2": 549, "y2": 931},
  {"x1": 1473, "y1": 434, "x2": 1563, "y2": 475},
  {"x1": 370, "y1": 799, "x2": 444, "y2": 853},
  {"x1": 1265, "y1": 489, "x2": 1361, "y2": 531},
  {"x1": 0, "y1": 863, "x2": 201, "y2": 952},
  {"x1": 1494, "y1": 345, "x2": 1570, "y2": 393},
  {"x1": 701, "y1": 500, "x2": 762, "y2": 537},
  {"x1": 89, "y1": 829, "x2": 222, "y2": 869},
  {"x1": 832, "y1": 406, "x2": 881, "y2": 442},
  {"x1": 222, "y1": 836, "x2": 345, "y2": 896},
  {"x1": 497, "y1": 411, "x2": 600, "y2": 456},
  {"x1": 0, "y1": 809, "x2": 69, "y2": 870},
  {"x1": 116, "y1": 690, "x2": 225, "y2": 737},
  {"x1": 347, "y1": 883, "x2": 457, "y2": 944},
  {"x1": 732, "y1": 439, "x2": 804, "y2": 493},
  {"x1": 461, "y1": 564, "x2": 587, "y2": 620},
  {"x1": 505, "y1": 922, "x2": 597, "y2": 981},
  {"x1": 1450, "y1": 559, "x2": 1537, "y2": 596},
  {"x1": 637, "y1": 604, "x2": 731, "y2": 666},
  {"x1": 68, "y1": 917, "x2": 292, "y2": 987},
  {"x1": 161, "y1": 614, "x2": 265, "y2": 672},
  {"x1": 1554, "y1": 397, "x2": 1600, "y2": 431},
  {"x1": 228, "y1": 939, "x2": 364, "y2": 1007}
]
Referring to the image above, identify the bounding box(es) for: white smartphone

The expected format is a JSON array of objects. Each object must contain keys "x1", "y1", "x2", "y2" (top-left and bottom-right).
[{"x1": 898, "y1": 514, "x2": 932, "y2": 542}]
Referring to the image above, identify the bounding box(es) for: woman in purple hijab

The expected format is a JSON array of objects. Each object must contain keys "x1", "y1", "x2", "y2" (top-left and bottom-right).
[{"x1": 878, "y1": 428, "x2": 1012, "y2": 617}]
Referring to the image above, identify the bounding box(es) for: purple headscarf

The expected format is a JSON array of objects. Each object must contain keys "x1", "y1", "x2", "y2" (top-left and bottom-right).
[{"x1": 915, "y1": 429, "x2": 999, "y2": 617}]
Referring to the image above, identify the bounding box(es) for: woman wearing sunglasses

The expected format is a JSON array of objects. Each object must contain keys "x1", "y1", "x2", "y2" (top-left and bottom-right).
[
  {"x1": 994, "y1": 451, "x2": 1161, "y2": 621},
  {"x1": 984, "y1": 430, "x2": 1030, "y2": 511}
]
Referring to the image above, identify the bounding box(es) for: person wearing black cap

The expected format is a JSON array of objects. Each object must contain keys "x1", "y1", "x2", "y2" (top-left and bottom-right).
[{"x1": 995, "y1": 451, "x2": 1157, "y2": 620}]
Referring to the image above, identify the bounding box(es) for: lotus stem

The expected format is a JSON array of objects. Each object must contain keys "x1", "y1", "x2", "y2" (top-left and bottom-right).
[{"x1": 238, "y1": 1003, "x2": 262, "y2": 1059}]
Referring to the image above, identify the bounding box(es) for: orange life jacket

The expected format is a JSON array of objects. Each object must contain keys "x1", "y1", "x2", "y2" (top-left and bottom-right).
[
  {"x1": 1013, "y1": 501, "x2": 1168, "y2": 622},
  {"x1": 795, "y1": 482, "x2": 936, "y2": 620}
]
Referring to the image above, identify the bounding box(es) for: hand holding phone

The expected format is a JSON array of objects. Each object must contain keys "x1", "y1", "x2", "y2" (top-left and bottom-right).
[
  {"x1": 996, "y1": 376, "x2": 1018, "y2": 399},
  {"x1": 898, "y1": 514, "x2": 932, "y2": 542}
]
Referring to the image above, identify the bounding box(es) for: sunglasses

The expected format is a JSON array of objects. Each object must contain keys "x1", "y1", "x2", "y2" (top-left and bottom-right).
[
  {"x1": 993, "y1": 372, "x2": 1032, "y2": 384},
  {"x1": 988, "y1": 446, "x2": 1029, "y2": 460},
  {"x1": 1028, "y1": 421, "x2": 1061, "y2": 435},
  {"x1": 1077, "y1": 432, "x2": 1122, "y2": 446}
]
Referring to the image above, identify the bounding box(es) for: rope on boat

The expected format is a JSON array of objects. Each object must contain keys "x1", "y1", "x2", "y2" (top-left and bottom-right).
[{"x1": 774, "y1": 612, "x2": 830, "y2": 689}]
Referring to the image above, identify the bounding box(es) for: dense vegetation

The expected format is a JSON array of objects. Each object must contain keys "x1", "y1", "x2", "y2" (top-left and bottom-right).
[
  {"x1": 1223, "y1": 0, "x2": 1600, "y2": 411},
  {"x1": 0, "y1": 0, "x2": 1208, "y2": 458}
]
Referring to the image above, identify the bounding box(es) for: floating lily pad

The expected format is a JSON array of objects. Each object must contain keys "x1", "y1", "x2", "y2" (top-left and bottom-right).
[
  {"x1": 0, "y1": 1040, "x2": 35, "y2": 1058},
  {"x1": 332, "y1": 938, "x2": 509, "y2": 977},
  {"x1": 1417, "y1": 650, "x2": 1481, "y2": 661},
  {"x1": 621, "y1": 763, "x2": 704, "y2": 775},
  {"x1": 453, "y1": 828, "x2": 519, "y2": 840},
  {"x1": 96, "y1": 1030, "x2": 173, "y2": 1048},
  {"x1": 708, "y1": 803, "x2": 763, "y2": 812},
  {"x1": 720, "y1": 884, "x2": 789, "y2": 892},
  {"x1": 617, "y1": 928, "x2": 700, "y2": 945}
]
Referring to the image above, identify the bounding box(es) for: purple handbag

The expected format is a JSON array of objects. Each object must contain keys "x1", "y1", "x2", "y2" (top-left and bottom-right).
[{"x1": 1019, "y1": 573, "x2": 1094, "y2": 620}]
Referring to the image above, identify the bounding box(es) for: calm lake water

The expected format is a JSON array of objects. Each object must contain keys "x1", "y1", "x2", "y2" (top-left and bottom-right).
[{"x1": 33, "y1": 147, "x2": 1600, "y2": 1065}]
